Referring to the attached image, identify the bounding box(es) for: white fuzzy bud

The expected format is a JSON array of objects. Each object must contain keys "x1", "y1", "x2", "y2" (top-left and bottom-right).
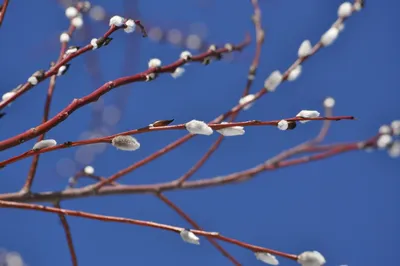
[
  {"x1": 208, "y1": 44, "x2": 217, "y2": 52},
  {"x1": 111, "y1": 135, "x2": 140, "y2": 151},
  {"x1": 89, "y1": 5, "x2": 106, "y2": 21},
  {"x1": 354, "y1": 2, "x2": 362, "y2": 11},
  {"x1": 84, "y1": 165, "x2": 95, "y2": 175},
  {"x1": 298, "y1": 40, "x2": 312, "y2": 58},
  {"x1": 277, "y1": 120, "x2": 289, "y2": 130},
  {"x1": 321, "y1": 27, "x2": 339, "y2": 46},
  {"x1": 297, "y1": 251, "x2": 326, "y2": 266},
  {"x1": 388, "y1": 141, "x2": 400, "y2": 158},
  {"x1": 71, "y1": 16, "x2": 84, "y2": 29},
  {"x1": 65, "y1": 46, "x2": 78, "y2": 56},
  {"x1": 338, "y1": 23, "x2": 345, "y2": 32},
  {"x1": 4, "y1": 252, "x2": 24, "y2": 266},
  {"x1": 296, "y1": 110, "x2": 320, "y2": 123},
  {"x1": 171, "y1": 67, "x2": 185, "y2": 79},
  {"x1": 338, "y1": 2, "x2": 353, "y2": 18},
  {"x1": 90, "y1": 38, "x2": 98, "y2": 49},
  {"x1": 60, "y1": 32, "x2": 70, "y2": 43},
  {"x1": 287, "y1": 65, "x2": 302, "y2": 81},
  {"x1": 264, "y1": 71, "x2": 282, "y2": 92},
  {"x1": 379, "y1": 125, "x2": 391, "y2": 135},
  {"x1": 28, "y1": 76, "x2": 38, "y2": 85},
  {"x1": 239, "y1": 94, "x2": 256, "y2": 110},
  {"x1": 323, "y1": 97, "x2": 335, "y2": 108},
  {"x1": 125, "y1": 19, "x2": 135, "y2": 27},
  {"x1": 32, "y1": 139, "x2": 57, "y2": 150},
  {"x1": 180, "y1": 51, "x2": 192, "y2": 61},
  {"x1": 216, "y1": 122, "x2": 245, "y2": 136},
  {"x1": 124, "y1": 19, "x2": 136, "y2": 33},
  {"x1": 65, "y1": 6, "x2": 79, "y2": 19},
  {"x1": 224, "y1": 43, "x2": 233, "y2": 51},
  {"x1": 185, "y1": 120, "x2": 213, "y2": 135},
  {"x1": 81, "y1": 1, "x2": 91, "y2": 12},
  {"x1": 255, "y1": 252, "x2": 279, "y2": 265},
  {"x1": 148, "y1": 58, "x2": 162, "y2": 68},
  {"x1": 2, "y1": 91, "x2": 16, "y2": 102},
  {"x1": 377, "y1": 134, "x2": 393, "y2": 149},
  {"x1": 57, "y1": 65, "x2": 69, "y2": 76},
  {"x1": 180, "y1": 229, "x2": 200, "y2": 245},
  {"x1": 391, "y1": 120, "x2": 400, "y2": 136},
  {"x1": 109, "y1": 15, "x2": 125, "y2": 27}
]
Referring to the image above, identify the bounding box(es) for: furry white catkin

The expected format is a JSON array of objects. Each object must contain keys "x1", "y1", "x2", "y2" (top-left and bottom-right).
[{"x1": 111, "y1": 135, "x2": 140, "y2": 151}]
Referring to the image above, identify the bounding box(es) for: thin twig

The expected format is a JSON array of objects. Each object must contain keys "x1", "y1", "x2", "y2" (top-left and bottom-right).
[
  {"x1": 0, "y1": 0, "x2": 10, "y2": 27},
  {"x1": 54, "y1": 201, "x2": 78, "y2": 266},
  {"x1": 176, "y1": 0, "x2": 265, "y2": 186},
  {"x1": 157, "y1": 193, "x2": 241, "y2": 266},
  {"x1": 88, "y1": 117, "x2": 354, "y2": 190},
  {"x1": 0, "y1": 115, "x2": 354, "y2": 168},
  {"x1": 313, "y1": 104, "x2": 334, "y2": 144},
  {"x1": 22, "y1": 23, "x2": 78, "y2": 193},
  {"x1": 0, "y1": 20, "x2": 146, "y2": 111},
  {"x1": 0, "y1": 134, "x2": 379, "y2": 204},
  {"x1": 87, "y1": 1, "x2": 362, "y2": 191},
  {"x1": 0, "y1": 200, "x2": 298, "y2": 261},
  {"x1": 0, "y1": 36, "x2": 250, "y2": 151}
]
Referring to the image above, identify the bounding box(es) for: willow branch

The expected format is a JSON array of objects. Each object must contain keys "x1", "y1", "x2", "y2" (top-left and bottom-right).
[
  {"x1": 0, "y1": 134, "x2": 379, "y2": 204},
  {"x1": 54, "y1": 201, "x2": 78, "y2": 266},
  {"x1": 22, "y1": 21, "x2": 79, "y2": 193},
  {"x1": 176, "y1": 0, "x2": 265, "y2": 186},
  {"x1": 87, "y1": 1, "x2": 363, "y2": 191},
  {"x1": 157, "y1": 193, "x2": 241, "y2": 265},
  {"x1": 0, "y1": 0, "x2": 10, "y2": 27},
  {"x1": 0, "y1": 200, "x2": 298, "y2": 261},
  {"x1": 0, "y1": 20, "x2": 146, "y2": 111},
  {"x1": 0, "y1": 115, "x2": 354, "y2": 169},
  {"x1": 0, "y1": 36, "x2": 250, "y2": 151}
]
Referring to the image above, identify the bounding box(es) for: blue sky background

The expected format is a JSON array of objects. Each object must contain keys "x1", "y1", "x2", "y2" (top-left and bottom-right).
[{"x1": 0, "y1": 0, "x2": 399, "y2": 265}]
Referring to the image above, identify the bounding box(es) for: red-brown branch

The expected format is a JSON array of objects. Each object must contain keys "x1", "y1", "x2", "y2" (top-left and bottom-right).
[
  {"x1": 0, "y1": 200, "x2": 298, "y2": 261},
  {"x1": 22, "y1": 23, "x2": 78, "y2": 193},
  {"x1": 0, "y1": 36, "x2": 250, "y2": 151},
  {"x1": 243, "y1": 0, "x2": 264, "y2": 97},
  {"x1": 0, "y1": 134, "x2": 378, "y2": 204},
  {"x1": 0, "y1": 115, "x2": 354, "y2": 168},
  {"x1": 54, "y1": 201, "x2": 78, "y2": 266},
  {"x1": 88, "y1": 116, "x2": 353, "y2": 191},
  {"x1": 0, "y1": 0, "x2": 10, "y2": 27},
  {"x1": 0, "y1": 20, "x2": 146, "y2": 111},
  {"x1": 157, "y1": 193, "x2": 241, "y2": 265},
  {"x1": 176, "y1": 0, "x2": 265, "y2": 186},
  {"x1": 87, "y1": 1, "x2": 362, "y2": 191}
]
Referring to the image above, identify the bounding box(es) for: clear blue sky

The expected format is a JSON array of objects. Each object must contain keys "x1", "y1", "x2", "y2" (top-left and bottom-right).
[{"x1": 0, "y1": 0, "x2": 399, "y2": 265}]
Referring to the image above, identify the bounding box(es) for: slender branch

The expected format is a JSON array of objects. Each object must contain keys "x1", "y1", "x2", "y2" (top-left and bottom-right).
[
  {"x1": 0, "y1": 0, "x2": 10, "y2": 27},
  {"x1": 176, "y1": 0, "x2": 265, "y2": 186},
  {"x1": 157, "y1": 193, "x2": 241, "y2": 266},
  {"x1": 0, "y1": 2, "x2": 372, "y2": 266},
  {"x1": 22, "y1": 23, "x2": 78, "y2": 194},
  {"x1": 87, "y1": 116, "x2": 354, "y2": 191},
  {"x1": 0, "y1": 36, "x2": 250, "y2": 151},
  {"x1": 0, "y1": 200, "x2": 298, "y2": 261},
  {"x1": 313, "y1": 104, "x2": 333, "y2": 144},
  {"x1": 54, "y1": 201, "x2": 78, "y2": 266},
  {"x1": 0, "y1": 115, "x2": 354, "y2": 168},
  {"x1": 0, "y1": 134, "x2": 379, "y2": 204},
  {"x1": 67, "y1": 172, "x2": 120, "y2": 189},
  {"x1": 243, "y1": 0, "x2": 264, "y2": 97},
  {"x1": 87, "y1": 1, "x2": 362, "y2": 191},
  {"x1": 0, "y1": 20, "x2": 146, "y2": 111}
]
